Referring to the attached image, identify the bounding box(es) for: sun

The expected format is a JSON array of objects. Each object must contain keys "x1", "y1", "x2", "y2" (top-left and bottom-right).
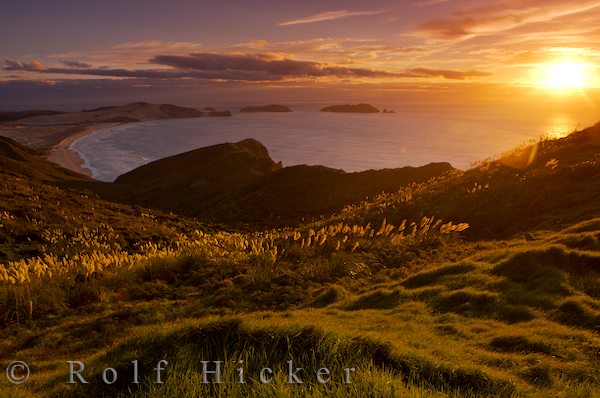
[{"x1": 538, "y1": 60, "x2": 590, "y2": 89}]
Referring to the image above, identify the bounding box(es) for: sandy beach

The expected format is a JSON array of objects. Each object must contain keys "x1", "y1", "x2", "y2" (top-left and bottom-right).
[
  {"x1": 46, "y1": 123, "x2": 117, "y2": 177},
  {"x1": 46, "y1": 127, "x2": 95, "y2": 177}
]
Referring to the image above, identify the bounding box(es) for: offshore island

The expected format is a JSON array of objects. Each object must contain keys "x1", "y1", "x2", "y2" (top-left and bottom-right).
[{"x1": 320, "y1": 104, "x2": 381, "y2": 113}]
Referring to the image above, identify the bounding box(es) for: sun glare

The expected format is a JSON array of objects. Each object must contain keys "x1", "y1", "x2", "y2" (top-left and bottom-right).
[{"x1": 538, "y1": 60, "x2": 590, "y2": 89}]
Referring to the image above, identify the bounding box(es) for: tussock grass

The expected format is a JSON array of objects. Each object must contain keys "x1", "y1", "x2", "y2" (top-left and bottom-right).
[
  {"x1": 35, "y1": 318, "x2": 515, "y2": 397},
  {"x1": 402, "y1": 263, "x2": 476, "y2": 288},
  {"x1": 343, "y1": 288, "x2": 406, "y2": 310},
  {"x1": 306, "y1": 286, "x2": 347, "y2": 308},
  {"x1": 488, "y1": 335, "x2": 555, "y2": 356}
]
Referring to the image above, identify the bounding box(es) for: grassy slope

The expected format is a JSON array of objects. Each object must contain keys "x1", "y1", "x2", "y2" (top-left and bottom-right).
[
  {"x1": 0, "y1": 136, "x2": 206, "y2": 262},
  {"x1": 0, "y1": 127, "x2": 599, "y2": 397}
]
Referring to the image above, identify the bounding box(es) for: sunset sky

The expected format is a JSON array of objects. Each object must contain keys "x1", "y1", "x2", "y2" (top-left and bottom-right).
[{"x1": 2, "y1": 0, "x2": 600, "y2": 109}]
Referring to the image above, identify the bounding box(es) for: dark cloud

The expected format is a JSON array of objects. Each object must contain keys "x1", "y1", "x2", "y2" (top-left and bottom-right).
[
  {"x1": 3, "y1": 54, "x2": 492, "y2": 82},
  {"x1": 150, "y1": 53, "x2": 491, "y2": 80},
  {"x1": 61, "y1": 60, "x2": 92, "y2": 68},
  {"x1": 3, "y1": 59, "x2": 245, "y2": 80},
  {"x1": 150, "y1": 53, "x2": 401, "y2": 79}
]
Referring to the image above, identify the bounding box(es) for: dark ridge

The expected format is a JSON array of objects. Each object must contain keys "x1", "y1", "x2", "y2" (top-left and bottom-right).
[
  {"x1": 81, "y1": 105, "x2": 119, "y2": 112},
  {"x1": 208, "y1": 162, "x2": 454, "y2": 225},
  {"x1": 159, "y1": 104, "x2": 203, "y2": 118},
  {"x1": 0, "y1": 138, "x2": 32, "y2": 161},
  {"x1": 101, "y1": 116, "x2": 140, "y2": 123},
  {"x1": 0, "y1": 110, "x2": 65, "y2": 122},
  {"x1": 82, "y1": 102, "x2": 151, "y2": 112}
]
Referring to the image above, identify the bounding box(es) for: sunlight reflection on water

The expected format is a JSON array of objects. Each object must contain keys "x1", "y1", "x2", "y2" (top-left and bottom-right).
[{"x1": 542, "y1": 115, "x2": 580, "y2": 139}]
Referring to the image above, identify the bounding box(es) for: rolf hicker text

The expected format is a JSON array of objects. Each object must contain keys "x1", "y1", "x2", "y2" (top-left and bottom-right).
[{"x1": 66, "y1": 360, "x2": 356, "y2": 385}]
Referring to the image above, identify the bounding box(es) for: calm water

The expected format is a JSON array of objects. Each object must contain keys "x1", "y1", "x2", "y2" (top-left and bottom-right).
[{"x1": 71, "y1": 109, "x2": 595, "y2": 182}]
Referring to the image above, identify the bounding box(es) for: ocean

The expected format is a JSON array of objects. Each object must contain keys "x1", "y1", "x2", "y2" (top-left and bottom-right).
[{"x1": 71, "y1": 107, "x2": 598, "y2": 182}]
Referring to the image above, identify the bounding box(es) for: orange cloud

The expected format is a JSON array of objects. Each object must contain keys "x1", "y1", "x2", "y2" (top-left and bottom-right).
[
  {"x1": 400, "y1": 68, "x2": 492, "y2": 80},
  {"x1": 3, "y1": 59, "x2": 48, "y2": 71},
  {"x1": 279, "y1": 10, "x2": 383, "y2": 27},
  {"x1": 418, "y1": 0, "x2": 600, "y2": 39}
]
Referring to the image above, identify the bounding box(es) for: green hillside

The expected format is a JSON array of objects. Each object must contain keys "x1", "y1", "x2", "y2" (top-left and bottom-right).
[{"x1": 0, "y1": 126, "x2": 599, "y2": 397}]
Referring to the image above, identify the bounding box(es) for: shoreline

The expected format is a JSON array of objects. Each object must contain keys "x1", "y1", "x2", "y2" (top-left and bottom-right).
[{"x1": 46, "y1": 123, "x2": 118, "y2": 177}]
